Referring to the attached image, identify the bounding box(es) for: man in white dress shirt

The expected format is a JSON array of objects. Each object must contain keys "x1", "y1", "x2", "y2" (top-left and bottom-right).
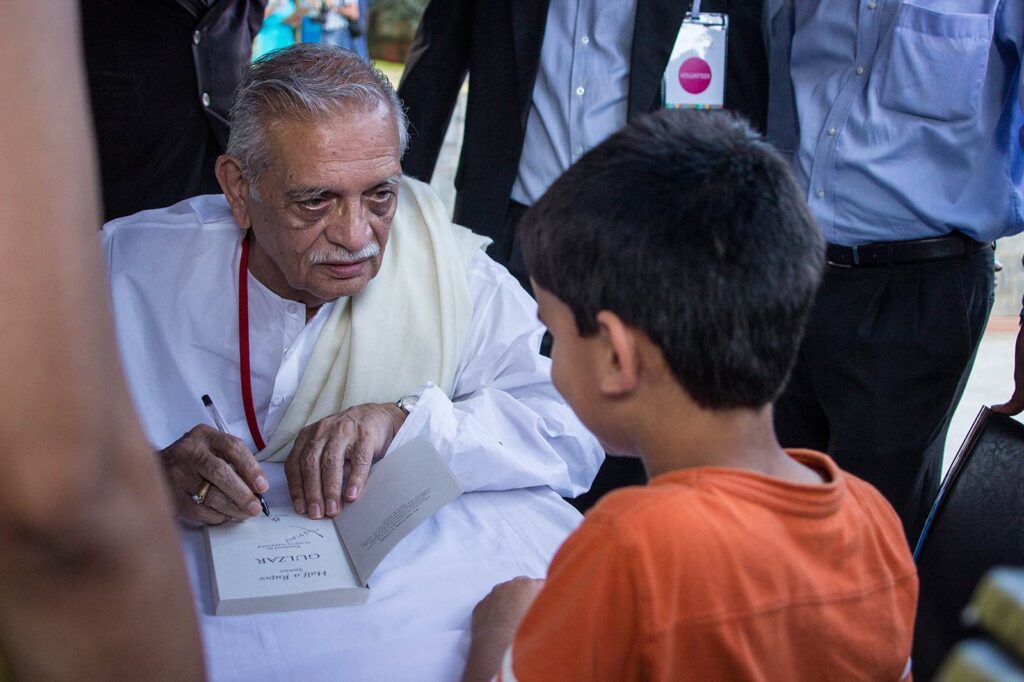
[{"x1": 103, "y1": 43, "x2": 602, "y2": 527}]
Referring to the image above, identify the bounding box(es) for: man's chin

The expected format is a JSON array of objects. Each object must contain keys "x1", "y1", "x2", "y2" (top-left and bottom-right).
[
  {"x1": 311, "y1": 274, "x2": 373, "y2": 302},
  {"x1": 313, "y1": 259, "x2": 380, "y2": 298}
]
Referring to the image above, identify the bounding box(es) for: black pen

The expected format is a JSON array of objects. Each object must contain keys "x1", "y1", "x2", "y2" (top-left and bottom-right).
[{"x1": 201, "y1": 394, "x2": 271, "y2": 517}]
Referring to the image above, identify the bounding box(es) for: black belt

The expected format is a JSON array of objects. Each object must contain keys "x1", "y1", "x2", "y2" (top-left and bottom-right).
[{"x1": 826, "y1": 233, "x2": 987, "y2": 268}]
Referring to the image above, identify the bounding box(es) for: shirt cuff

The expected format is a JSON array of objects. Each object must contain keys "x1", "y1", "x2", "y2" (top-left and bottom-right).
[{"x1": 386, "y1": 383, "x2": 448, "y2": 456}]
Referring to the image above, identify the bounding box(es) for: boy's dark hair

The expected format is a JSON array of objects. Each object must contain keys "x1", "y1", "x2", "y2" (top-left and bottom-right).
[{"x1": 518, "y1": 110, "x2": 824, "y2": 409}]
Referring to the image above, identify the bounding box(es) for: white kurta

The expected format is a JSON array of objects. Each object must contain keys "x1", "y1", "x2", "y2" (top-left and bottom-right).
[{"x1": 101, "y1": 195, "x2": 604, "y2": 681}]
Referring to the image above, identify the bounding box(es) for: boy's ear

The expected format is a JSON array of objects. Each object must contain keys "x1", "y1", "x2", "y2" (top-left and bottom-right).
[
  {"x1": 595, "y1": 310, "x2": 640, "y2": 397},
  {"x1": 215, "y1": 154, "x2": 253, "y2": 231}
]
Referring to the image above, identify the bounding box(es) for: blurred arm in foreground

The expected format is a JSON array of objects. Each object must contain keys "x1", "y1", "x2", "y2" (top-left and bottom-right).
[{"x1": 0, "y1": 4, "x2": 204, "y2": 679}]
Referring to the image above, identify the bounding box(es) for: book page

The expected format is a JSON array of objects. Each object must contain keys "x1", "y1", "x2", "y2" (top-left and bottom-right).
[
  {"x1": 335, "y1": 436, "x2": 462, "y2": 585},
  {"x1": 206, "y1": 509, "x2": 362, "y2": 613}
]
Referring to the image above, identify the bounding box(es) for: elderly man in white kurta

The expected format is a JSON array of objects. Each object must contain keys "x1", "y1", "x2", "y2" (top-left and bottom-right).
[
  {"x1": 102, "y1": 43, "x2": 602, "y2": 679},
  {"x1": 103, "y1": 44, "x2": 602, "y2": 526}
]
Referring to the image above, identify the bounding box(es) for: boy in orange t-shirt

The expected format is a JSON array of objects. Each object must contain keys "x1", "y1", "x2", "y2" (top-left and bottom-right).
[{"x1": 461, "y1": 110, "x2": 918, "y2": 681}]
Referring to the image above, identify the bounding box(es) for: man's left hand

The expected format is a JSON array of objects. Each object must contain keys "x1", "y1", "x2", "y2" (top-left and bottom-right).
[{"x1": 284, "y1": 402, "x2": 406, "y2": 518}]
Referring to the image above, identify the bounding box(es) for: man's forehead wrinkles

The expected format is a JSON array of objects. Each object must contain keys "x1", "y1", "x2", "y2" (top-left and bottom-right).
[
  {"x1": 320, "y1": 142, "x2": 400, "y2": 162},
  {"x1": 282, "y1": 149, "x2": 399, "y2": 169},
  {"x1": 263, "y1": 107, "x2": 402, "y2": 203}
]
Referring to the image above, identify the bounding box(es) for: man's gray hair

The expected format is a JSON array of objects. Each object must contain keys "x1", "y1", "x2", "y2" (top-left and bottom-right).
[{"x1": 227, "y1": 43, "x2": 408, "y2": 198}]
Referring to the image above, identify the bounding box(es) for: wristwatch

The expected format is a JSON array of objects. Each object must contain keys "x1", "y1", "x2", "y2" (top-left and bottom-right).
[{"x1": 396, "y1": 394, "x2": 419, "y2": 416}]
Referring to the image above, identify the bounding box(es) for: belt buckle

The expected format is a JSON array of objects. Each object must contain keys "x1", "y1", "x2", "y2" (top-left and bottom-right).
[{"x1": 826, "y1": 245, "x2": 858, "y2": 268}]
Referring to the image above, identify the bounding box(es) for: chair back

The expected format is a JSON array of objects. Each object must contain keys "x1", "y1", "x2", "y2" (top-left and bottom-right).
[{"x1": 913, "y1": 407, "x2": 1024, "y2": 680}]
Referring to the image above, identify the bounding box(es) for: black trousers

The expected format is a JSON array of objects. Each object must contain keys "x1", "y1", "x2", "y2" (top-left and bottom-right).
[
  {"x1": 497, "y1": 201, "x2": 649, "y2": 512},
  {"x1": 775, "y1": 243, "x2": 995, "y2": 541}
]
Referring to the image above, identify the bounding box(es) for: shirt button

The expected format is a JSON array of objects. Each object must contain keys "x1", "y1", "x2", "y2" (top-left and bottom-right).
[
  {"x1": 201, "y1": 92, "x2": 211, "y2": 107},
  {"x1": 581, "y1": 36, "x2": 590, "y2": 45},
  {"x1": 855, "y1": 66, "x2": 865, "y2": 76},
  {"x1": 867, "y1": 1, "x2": 877, "y2": 8},
  {"x1": 827, "y1": 127, "x2": 837, "y2": 137},
  {"x1": 288, "y1": 303, "x2": 299, "y2": 314},
  {"x1": 575, "y1": 145, "x2": 584, "y2": 155},
  {"x1": 815, "y1": 189, "x2": 826, "y2": 199},
  {"x1": 193, "y1": 30, "x2": 202, "y2": 45},
  {"x1": 271, "y1": 396, "x2": 284, "y2": 407},
  {"x1": 576, "y1": 86, "x2": 585, "y2": 96}
]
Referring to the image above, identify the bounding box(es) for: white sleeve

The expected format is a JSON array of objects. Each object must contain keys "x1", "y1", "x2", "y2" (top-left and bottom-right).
[{"x1": 387, "y1": 251, "x2": 604, "y2": 497}]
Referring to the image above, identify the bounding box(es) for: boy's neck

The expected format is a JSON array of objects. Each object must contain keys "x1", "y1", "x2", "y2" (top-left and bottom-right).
[{"x1": 638, "y1": 403, "x2": 823, "y2": 485}]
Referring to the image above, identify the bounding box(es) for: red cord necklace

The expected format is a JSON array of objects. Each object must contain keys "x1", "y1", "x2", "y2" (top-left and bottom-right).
[{"x1": 238, "y1": 237, "x2": 267, "y2": 450}]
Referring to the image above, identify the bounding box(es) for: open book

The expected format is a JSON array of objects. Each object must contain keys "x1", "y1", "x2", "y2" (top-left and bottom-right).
[{"x1": 204, "y1": 436, "x2": 462, "y2": 615}]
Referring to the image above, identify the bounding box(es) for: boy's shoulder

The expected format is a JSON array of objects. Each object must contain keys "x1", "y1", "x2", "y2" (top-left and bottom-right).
[
  {"x1": 584, "y1": 477, "x2": 711, "y2": 532},
  {"x1": 520, "y1": 456, "x2": 916, "y2": 681},
  {"x1": 576, "y1": 474, "x2": 752, "y2": 562},
  {"x1": 576, "y1": 457, "x2": 912, "y2": 585},
  {"x1": 581, "y1": 464, "x2": 797, "y2": 539}
]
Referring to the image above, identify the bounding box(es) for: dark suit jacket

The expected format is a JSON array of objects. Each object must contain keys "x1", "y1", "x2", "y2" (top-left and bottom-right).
[
  {"x1": 398, "y1": 0, "x2": 768, "y2": 241},
  {"x1": 82, "y1": 0, "x2": 265, "y2": 221}
]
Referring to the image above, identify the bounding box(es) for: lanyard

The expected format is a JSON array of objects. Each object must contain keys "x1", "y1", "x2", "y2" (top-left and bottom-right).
[
  {"x1": 663, "y1": 2, "x2": 727, "y2": 109},
  {"x1": 238, "y1": 237, "x2": 267, "y2": 451}
]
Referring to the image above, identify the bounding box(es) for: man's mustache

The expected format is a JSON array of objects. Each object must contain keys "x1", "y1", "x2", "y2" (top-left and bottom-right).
[{"x1": 308, "y1": 240, "x2": 381, "y2": 264}]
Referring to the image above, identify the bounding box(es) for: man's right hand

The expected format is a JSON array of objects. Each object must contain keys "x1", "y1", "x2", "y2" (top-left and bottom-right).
[{"x1": 159, "y1": 424, "x2": 269, "y2": 525}]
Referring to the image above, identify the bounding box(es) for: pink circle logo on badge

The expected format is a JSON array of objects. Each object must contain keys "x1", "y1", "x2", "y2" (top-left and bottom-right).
[{"x1": 678, "y1": 58, "x2": 712, "y2": 94}]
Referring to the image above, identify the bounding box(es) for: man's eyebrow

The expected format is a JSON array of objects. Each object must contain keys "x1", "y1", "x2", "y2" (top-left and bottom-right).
[
  {"x1": 284, "y1": 186, "x2": 331, "y2": 202},
  {"x1": 377, "y1": 175, "x2": 402, "y2": 188}
]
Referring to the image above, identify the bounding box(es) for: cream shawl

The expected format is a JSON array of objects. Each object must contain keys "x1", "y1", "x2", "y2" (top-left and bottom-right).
[{"x1": 257, "y1": 177, "x2": 490, "y2": 462}]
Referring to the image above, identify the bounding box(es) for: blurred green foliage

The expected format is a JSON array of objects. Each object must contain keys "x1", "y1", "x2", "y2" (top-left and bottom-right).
[{"x1": 371, "y1": 0, "x2": 428, "y2": 41}]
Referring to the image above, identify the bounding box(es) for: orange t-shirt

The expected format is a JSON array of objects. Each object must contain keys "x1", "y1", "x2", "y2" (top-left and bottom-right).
[{"x1": 501, "y1": 450, "x2": 917, "y2": 681}]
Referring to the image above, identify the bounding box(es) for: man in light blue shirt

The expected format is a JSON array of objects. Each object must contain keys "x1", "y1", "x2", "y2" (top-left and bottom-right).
[{"x1": 764, "y1": 0, "x2": 1023, "y2": 541}]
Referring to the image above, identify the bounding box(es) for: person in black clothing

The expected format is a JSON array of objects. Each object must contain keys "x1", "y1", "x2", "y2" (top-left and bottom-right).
[{"x1": 82, "y1": 0, "x2": 265, "y2": 222}]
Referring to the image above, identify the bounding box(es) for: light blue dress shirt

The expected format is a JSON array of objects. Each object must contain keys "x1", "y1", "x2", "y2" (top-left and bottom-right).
[
  {"x1": 765, "y1": 0, "x2": 1024, "y2": 246},
  {"x1": 511, "y1": 0, "x2": 639, "y2": 206}
]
